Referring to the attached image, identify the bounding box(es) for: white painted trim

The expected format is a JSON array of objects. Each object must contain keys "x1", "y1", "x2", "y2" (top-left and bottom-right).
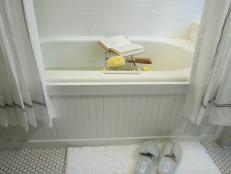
[
  {"x1": 47, "y1": 83, "x2": 189, "y2": 96},
  {"x1": 0, "y1": 135, "x2": 217, "y2": 149}
]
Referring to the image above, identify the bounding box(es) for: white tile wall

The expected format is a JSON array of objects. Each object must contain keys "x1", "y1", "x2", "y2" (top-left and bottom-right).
[{"x1": 34, "y1": 0, "x2": 204, "y2": 38}]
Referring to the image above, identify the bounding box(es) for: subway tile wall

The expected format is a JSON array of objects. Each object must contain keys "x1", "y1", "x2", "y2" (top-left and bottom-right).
[{"x1": 34, "y1": 0, "x2": 204, "y2": 38}]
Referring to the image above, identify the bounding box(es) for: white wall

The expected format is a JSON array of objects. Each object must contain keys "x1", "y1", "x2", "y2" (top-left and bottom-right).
[{"x1": 34, "y1": 0, "x2": 204, "y2": 38}]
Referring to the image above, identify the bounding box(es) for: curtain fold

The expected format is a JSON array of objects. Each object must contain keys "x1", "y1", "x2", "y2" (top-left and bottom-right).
[
  {"x1": 184, "y1": 0, "x2": 231, "y2": 126},
  {"x1": 0, "y1": 0, "x2": 55, "y2": 131}
]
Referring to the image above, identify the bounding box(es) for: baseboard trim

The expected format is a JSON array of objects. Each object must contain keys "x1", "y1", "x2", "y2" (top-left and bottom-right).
[{"x1": 0, "y1": 135, "x2": 217, "y2": 149}]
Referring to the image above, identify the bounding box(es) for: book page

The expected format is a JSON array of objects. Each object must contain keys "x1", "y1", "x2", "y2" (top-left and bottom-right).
[
  {"x1": 100, "y1": 35, "x2": 130, "y2": 49},
  {"x1": 115, "y1": 43, "x2": 143, "y2": 53},
  {"x1": 110, "y1": 35, "x2": 130, "y2": 47}
]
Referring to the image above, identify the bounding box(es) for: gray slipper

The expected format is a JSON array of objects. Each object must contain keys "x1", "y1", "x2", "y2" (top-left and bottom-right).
[
  {"x1": 139, "y1": 141, "x2": 160, "y2": 157},
  {"x1": 136, "y1": 141, "x2": 160, "y2": 174},
  {"x1": 136, "y1": 156, "x2": 157, "y2": 174},
  {"x1": 158, "y1": 142, "x2": 182, "y2": 174}
]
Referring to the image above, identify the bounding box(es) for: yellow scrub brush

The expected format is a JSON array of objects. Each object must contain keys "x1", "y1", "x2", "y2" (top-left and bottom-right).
[{"x1": 106, "y1": 56, "x2": 126, "y2": 68}]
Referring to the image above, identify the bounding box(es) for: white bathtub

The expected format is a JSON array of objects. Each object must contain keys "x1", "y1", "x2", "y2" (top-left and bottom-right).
[
  {"x1": 42, "y1": 37, "x2": 194, "y2": 84},
  {"x1": 27, "y1": 36, "x2": 217, "y2": 143}
]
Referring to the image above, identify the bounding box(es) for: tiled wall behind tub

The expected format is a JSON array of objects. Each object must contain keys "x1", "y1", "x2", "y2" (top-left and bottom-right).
[{"x1": 34, "y1": 0, "x2": 204, "y2": 38}]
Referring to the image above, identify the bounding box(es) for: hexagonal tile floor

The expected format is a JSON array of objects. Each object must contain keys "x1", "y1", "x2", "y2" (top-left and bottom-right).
[
  {"x1": 202, "y1": 143, "x2": 231, "y2": 174},
  {"x1": 0, "y1": 148, "x2": 66, "y2": 174},
  {"x1": 0, "y1": 143, "x2": 229, "y2": 174}
]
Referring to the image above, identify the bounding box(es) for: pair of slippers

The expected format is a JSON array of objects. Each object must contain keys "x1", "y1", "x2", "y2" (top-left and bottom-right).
[{"x1": 136, "y1": 141, "x2": 182, "y2": 174}]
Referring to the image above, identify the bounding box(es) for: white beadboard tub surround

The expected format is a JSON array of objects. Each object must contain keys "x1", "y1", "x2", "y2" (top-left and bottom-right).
[
  {"x1": 0, "y1": 85, "x2": 220, "y2": 145},
  {"x1": 0, "y1": 94, "x2": 220, "y2": 147}
]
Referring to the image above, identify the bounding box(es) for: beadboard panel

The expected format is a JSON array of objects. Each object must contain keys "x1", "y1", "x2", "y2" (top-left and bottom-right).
[
  {"x1": 34, "y1": 0, "x2": 204, "y2": 38},
  {"x1": 0, "y1": 94, "x2": 218, "y2": 141}
]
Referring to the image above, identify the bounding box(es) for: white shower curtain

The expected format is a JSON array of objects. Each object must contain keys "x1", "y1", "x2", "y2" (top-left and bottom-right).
[
  {"x1": 0, "y1": 0, "x2": 55, "y2": 131},
  {"x1": 184, "y1": 0, "x2": 231, "y2": 126}
]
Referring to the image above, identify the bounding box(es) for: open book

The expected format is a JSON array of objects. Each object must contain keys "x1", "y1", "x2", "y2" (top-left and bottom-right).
[{"x1": 99, "y1": 35, "x2": 144, "y2": 57}]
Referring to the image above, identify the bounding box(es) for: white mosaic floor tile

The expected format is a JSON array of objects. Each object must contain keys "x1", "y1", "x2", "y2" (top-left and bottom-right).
[
  {"x1": 203, "y1": 143, "x2": 231, "y2": 174},
  {"x1": 0, "y1": 142, "x2": 229, "y2": 174},
  {"x1": 0, "y1": 148, "x2": 66, "y2": 174}
]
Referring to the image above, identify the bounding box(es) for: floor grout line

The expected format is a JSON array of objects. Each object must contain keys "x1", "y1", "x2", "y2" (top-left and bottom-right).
[
  {"x1": 0, "y1": 148, "x2": 66, "y2": 174},
  {"x1": 202, "y1": 142, "x2": 231, "y2": 174},
  {"x1": 0, "y1": 143, "x2": 229, "y2": 174}
]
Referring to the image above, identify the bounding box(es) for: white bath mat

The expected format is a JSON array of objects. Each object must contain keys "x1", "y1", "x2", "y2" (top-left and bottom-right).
[
  {"x1": 66, "y1": 145, "x2": 139, "y2": 174},
  {"x1": 65, "y1": 142, "x2": 221, "y2": 174}
]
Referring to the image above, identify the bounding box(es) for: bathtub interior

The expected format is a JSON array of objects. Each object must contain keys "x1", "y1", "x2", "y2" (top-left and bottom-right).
[{"x1": 41, "y1": 38, "x2": 194, "y2": 72}]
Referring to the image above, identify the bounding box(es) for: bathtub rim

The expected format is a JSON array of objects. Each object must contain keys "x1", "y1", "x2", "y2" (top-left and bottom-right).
[
  {"x1": 40, "y1": 36, "x2": 195, "y2": 53},
  {"x1": 45, "y1": 68, "x2": 191, "y2": 83},
  {"x1": 47, "y1": 82, "x2": 189, "y2": 96},
  {"x1": 46, "y1": 70, "x2": 190, "y2": 96}
]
